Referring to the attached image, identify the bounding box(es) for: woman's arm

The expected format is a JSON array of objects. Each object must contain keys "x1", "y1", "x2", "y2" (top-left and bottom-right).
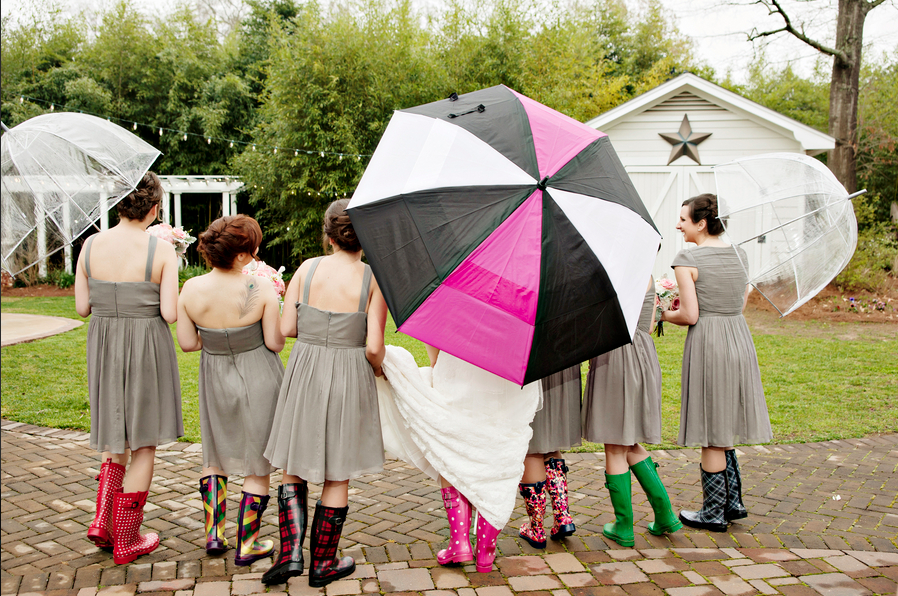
[
  {"x1": 260, "y1": 279, "x2": 286, "y2": 353},
  {"x1": 425, "y1": 344, "x2": 440, "y2": 367},
  {"x1": 176, "y1": 281, "x2": 202, "y2": 352},
  {"x1": 365, "y1": 277, "x2": 388, "y2": 376},
  {"x1": 646, "y1": 275, "x2": 656, "y2": 333},
  {"x1": 74, "y1": 250, "x2": 91, "y2": 318},
  {"x1": 662, "y1": 266, "x2": 699, "y2": 326},
  {"x1": 279, "y1": 266, "x2": 303, "y2": 338},
  {"x1": 158, "y1": 242, "x2": 179, "y2": 324}
]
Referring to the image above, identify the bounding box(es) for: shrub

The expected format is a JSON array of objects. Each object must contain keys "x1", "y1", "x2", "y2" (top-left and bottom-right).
[
  {"x1": 46, "y1": 270, "x2": 76, "y2": 289},
  {"x1": 178, "y1": 265, "x2": 209, "y2": 286},
  {"x1": 835, "y1": 222, "x2": 898, "y2": 292}
]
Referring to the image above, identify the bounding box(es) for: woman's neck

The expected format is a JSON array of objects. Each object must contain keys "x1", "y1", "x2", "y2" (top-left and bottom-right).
[
  {"x1": 328, "y1": 248, "x2": 362, "y2": 263},
  {"x1": 695, "y1": 233, "x2": 727, "y2": 247}
]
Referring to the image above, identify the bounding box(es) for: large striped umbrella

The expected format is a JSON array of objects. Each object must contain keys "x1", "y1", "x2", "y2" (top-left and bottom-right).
[{"x1": 348, "y1": 86, "x2": 660, "y2": 385}]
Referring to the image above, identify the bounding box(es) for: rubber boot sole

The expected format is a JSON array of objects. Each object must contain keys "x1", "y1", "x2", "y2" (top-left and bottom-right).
[
  {"x1": 263, "y1": 560, "x2": 304, "y2": 585},
  {"x1": 679, "y1": 512, "x2": 727, "y2": 533},
  {"x1": 550, "y1": 523, "x2": 576, "y2": 540},
  {"x1": 309, "y1": 561, "x2": 356, "y2": 587}
]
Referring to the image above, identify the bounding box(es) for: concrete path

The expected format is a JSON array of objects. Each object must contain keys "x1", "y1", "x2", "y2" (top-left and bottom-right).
[
  {"x1": 0, "y1": 313, "x2": 83, "y2": 347},
  {"x1": 2, "y1": 421, "x2": 896, "y2": 596}
]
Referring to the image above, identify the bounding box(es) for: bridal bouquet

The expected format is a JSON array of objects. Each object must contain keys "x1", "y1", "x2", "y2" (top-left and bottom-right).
[
  {"x1": 654, "y1": 275, "x2": 680, "y2": 337},
  {"x1": 242, "y1": 260, "x2": 286, "y2": 305},
  {"x1": 146, "y1": 223, "x2": 196, "y2": 259}
]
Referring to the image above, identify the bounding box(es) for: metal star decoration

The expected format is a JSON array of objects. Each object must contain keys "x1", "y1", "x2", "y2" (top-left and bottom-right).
[{"x1": 659, "y1": 115, "x2": 711, "y2": 165}]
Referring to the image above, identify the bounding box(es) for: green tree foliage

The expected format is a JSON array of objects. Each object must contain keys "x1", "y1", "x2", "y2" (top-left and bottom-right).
[{"x1": 856, "y1": 51, "x2": 898, "y2": 225}]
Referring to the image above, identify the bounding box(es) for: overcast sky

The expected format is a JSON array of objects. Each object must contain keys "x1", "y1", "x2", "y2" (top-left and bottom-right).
[{"x1": 4, "y1": 0, "x2": 897, "y2": 84}]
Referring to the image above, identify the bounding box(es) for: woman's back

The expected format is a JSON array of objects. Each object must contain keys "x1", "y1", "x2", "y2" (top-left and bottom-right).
[
  {"x1": 295, "y1": 257, "x2": 370, "y2": 349},
  {"x1": 82, "y1": 228, "x2": 168, "y2": 285},
  {"x1": 303, "y1": 255, "x2": 372, "y2": 314},
  {"x1": 181, "y1": 271, "x2": 272, "y2": 330}
]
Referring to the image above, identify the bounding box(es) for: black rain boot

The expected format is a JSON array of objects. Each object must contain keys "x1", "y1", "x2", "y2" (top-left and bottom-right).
[
  {"x1": 678, "y1": 466, "x2": 727, "y2": 532},
  {"x1": 724, "y1": 450, "x2": 748, "y2": 521},
  {"x1": 308, "y1": 501, "x2": 355, "y2": 587}
]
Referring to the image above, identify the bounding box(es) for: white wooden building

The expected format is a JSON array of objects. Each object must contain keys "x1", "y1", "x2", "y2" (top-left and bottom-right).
[{"x1": 586, "y1": 73, "x2": 835, "y2": 279}]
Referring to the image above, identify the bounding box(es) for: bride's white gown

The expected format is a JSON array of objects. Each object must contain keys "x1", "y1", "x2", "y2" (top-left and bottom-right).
[{"x1": 376, "y1": 345, "x2": 542, "y2": 529}]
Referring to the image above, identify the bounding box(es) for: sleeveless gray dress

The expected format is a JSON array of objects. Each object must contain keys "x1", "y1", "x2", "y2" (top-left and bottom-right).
[
  {"x1": 672, "y1": 246, "x2": 772, "y2": 447},
  {"x1": 196, "y1": 322, "x2": 284, "y2": 476},
  {"x1": 582, "y1": 289, "x2": 662, "y2": 445},
  {"x1": 528, "y1": 365, "x2": 581, "y2": 453},
  {"x1": 84, "y1": 235, "x2": 183, "y2": 453},
  {"x1": 264, "y1": 258, "x2": 384, "y2": 483}
]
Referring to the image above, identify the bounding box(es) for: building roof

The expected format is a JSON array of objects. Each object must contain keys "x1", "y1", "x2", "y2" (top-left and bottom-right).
[{"x1": 585, "y1": 73, "x2": 834, "y2": 155}]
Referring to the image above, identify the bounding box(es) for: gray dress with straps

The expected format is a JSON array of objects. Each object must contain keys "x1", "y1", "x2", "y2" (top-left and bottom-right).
[
  {"x1": 528, "y1": 365, "x2": 582, "y2": 453},
  {"x1": 582, "y1": 289, "x2": 662, "y2": 445},
  {"x1": 84, "y1": 235, "x2": 183, "y2": 453},
  {"x1": 672, "y1": 246, "x2": 771, "y2": 447},
  {"x1": 264, "y1": 258, "x2": 384, "y2": 483},
  {"x1": 197, "y1": 322, "x2": 284, "y2": 476}
]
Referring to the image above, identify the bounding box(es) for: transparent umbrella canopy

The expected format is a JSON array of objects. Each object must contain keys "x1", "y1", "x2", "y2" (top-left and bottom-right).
[
  {"x1": 1, "y1": 112, "x2": 161, "y2": 276},
  {"x1": 713, "y1": 153, "x2": 860, "y2": 317}
]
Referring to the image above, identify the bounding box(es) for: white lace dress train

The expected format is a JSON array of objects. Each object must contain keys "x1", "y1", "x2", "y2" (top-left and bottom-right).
[{"x1": 377, "y1": 346, "x2": 541, "y2": 529}]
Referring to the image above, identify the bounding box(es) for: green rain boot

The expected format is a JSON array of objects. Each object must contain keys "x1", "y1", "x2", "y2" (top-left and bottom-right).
[
  {"x1": 630, "y1": 457, "x2": 682, "y2": 536},
  {"x1": 603, "y1": 471, "x2": 635, "y2": 547}
]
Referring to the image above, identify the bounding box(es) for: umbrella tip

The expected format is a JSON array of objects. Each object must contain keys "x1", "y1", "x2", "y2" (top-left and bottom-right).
[
  {"x1": 1, "y1": 121, "x2": 10, "y2": 132},
  {"x1": 448, "y1": 92, "x2": 459, "y2": 101},
  {"x1": 846, "y1": 189, "x2": 867, "y2": 200}
]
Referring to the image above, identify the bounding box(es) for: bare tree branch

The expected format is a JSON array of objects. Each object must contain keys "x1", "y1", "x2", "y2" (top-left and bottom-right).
[{"x1": 747, "y1": 0, "x2": 847, "y2": 62}]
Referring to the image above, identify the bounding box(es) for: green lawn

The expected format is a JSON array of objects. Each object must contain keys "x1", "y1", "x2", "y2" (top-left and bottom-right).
[{"x1": 2, "y1": 296, "x2": 896, "y2": 448}]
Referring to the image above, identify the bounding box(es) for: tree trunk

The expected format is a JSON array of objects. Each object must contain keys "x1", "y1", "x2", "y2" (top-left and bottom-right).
[{"x1": 828, "y1": 0, "x2": 868, "y2": 193}]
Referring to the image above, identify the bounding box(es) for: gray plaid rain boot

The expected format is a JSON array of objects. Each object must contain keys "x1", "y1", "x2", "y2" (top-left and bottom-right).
[
  {"x1": 724, "y1": 450, "x2": 748, "y2": 521},
  {"x1": 678, "y1": 466, "x2": 728, "y2": 532}
]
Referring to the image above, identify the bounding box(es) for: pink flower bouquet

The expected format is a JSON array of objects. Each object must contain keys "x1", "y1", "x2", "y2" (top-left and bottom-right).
[
  {"x1": 146, "y1": 223, "x2": 196, "y2": 257},
  {"x1": 654, "y1": 275, "x2": 679, "y2": 337},
  {"x1": 242, "y1": 260, "x2": 286, "y2": 304}
]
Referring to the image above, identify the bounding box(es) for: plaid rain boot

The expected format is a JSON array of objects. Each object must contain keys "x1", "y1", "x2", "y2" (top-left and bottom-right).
[
  {"x1": 112, "y1": 489, "x2": 160, "y2": 564},
  {"x1": 724, "y1": 450, "x2": 748, "y2": 521},
  {"x1": 87, "y1": 458, "x2": 125, "y2": 549},
  {"x1": 308, "y1": 501, "x2": 356, "y2": 587},
  {"x1": 603, "y1": 471, "x2": 635, "y2": 547},
  {"x1": 545, "y1": 458, "x2": 576, "y2": 540},
  {"x1": 630, "y1": 457, "x2": 682, "y2": 535},
  {"x1": 263, "y1": 483, "x2": 308, "y2": 585},
  {"x1": 518, "y1": 481, "x2": 547, "y2": 549},
  {"x1": 234, "y1": 492, "x2": 275, "y2": 566},
  {"x1": 679, "y1": 466, "x2": 728, "y2": 532},
  {"x1": 199, "y1": 475, "x2": 228, "y2": 554},
  {"x1": 437, "y1": 487, "x2": 474, "y2": 565}
]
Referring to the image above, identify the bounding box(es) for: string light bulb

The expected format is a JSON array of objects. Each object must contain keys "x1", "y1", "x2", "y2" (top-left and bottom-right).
[
  {"x1": 229, "y1": 141, "x2": 234, "y2": 148},
  {"x1": 50, "y1": 104, "x2": 55, "y2": 111},
  {"x1": 132, "y1": 122, "x2": 137, "y2": 130},
  {"x1": 159, "y1": 128, "x2": 163, "y2": 135},
  {"x1": 294, "y1": 150, "x2": 298, "y2": 157},
  {"x1": 19, "y1": 96, "x2": 24, "y2": 103},
  {"x1": 252, "y1": 145, "x2": 256, "y2": 151},
  {"x1": 207, "y1": 138, "x2": 211, "y2": 144},
  {"x1": 182, "y1": 133, "x2": 187, "y2": 141},
  {"x1": 273, "y1": 147, "x2": 278, "y2": 154}
]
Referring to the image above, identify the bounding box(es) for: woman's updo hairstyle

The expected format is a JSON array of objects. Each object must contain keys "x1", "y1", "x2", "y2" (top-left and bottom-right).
[
  {"x1": 682, "y1": 193, "x2": 725, "y2": 236},
  {"x1": 198, "y1": 214, "x2": 263, "y2": 269},
  {"x1": 323, "y1": 198, "x2": 362, "y2": 253},
  {"x1": 117, "y1": 171, "x2": 163, "y2": 221}
]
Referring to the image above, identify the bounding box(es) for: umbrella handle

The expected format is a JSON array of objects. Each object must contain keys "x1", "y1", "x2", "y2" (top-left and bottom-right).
[{"x1": 846, "y1": 189, "x2": 867, "y2": 200}]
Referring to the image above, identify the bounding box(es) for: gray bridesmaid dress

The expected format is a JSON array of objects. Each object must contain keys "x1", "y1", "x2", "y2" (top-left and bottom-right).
[
  {"x1": 84, "y1": 235, "x2": 183, "y2": 453},
  {"x1": 196, "y1": 322, "x2": 284, "y2": 476},
  {"x1": 672, "y1": 246, "x2": 771, "y2": 447},
  {"x1": 582, "y1": 289, "x2": 662, "y2": 445},
  {"x1": 529, "y1": 365, "x2": 582, "y2": 453},
  {"x1": 264, "y1": 258, "x2": 384, "y2": 483}
]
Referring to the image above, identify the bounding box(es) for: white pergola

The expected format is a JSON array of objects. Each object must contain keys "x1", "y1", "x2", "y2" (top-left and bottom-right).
[{"x1": 156, "y1": 175, "x2": 246, "y2": 228}]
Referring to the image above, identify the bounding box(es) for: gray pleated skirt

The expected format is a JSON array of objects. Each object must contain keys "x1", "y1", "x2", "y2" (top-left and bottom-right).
[
  {"x1": 264, "y1": 305, "x2": 384, "y2": 484},
  {"x1": 87, "y1": 292, "x2": 183, "y2": 453},
  {"x1": 678, "y1": 314, "x2": 772, "y2": 447},
  {"x1": 197, "y1": 323, "x2": 283, "y2": 477},
  {"x1": 529, "y1": 365, "x2": 582, "y2": 453},
  {"x1": 582, "y1": 328, "x2": 662, "y2": 445}
]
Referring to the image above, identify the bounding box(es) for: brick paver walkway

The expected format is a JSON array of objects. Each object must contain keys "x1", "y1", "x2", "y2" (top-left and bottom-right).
[{"x1": 2, "y1": 421, "x2": 896, "y2": 595}]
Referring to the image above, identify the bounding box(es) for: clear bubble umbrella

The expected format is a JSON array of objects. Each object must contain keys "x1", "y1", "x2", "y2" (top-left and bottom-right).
[
  {"x1": 713, "y1": 153, "x2": 860, "y2": 317},
  {"x1": 1, "y1": 113, "x2": 161, "y2": 276}
]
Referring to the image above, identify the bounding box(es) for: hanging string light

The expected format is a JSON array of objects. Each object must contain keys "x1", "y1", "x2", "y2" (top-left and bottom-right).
[{"x1": 9, "y1": 93, "x2": 371, "y2": 160}]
